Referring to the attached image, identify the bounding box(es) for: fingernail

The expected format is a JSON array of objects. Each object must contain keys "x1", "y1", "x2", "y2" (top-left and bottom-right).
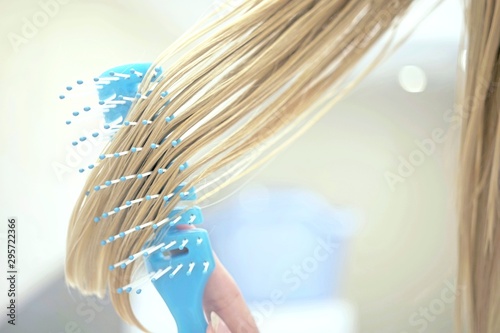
[{"x1": 210, "y1": 312, "x2": 221, "y2": 332}]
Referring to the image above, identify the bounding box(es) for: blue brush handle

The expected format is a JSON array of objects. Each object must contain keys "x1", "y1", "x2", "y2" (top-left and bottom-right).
[
  {"x1": 146, "y1": 227, "x2": 215, "y2": 333},
  {"x1": 153, "y1": 262, "x2": 208, "y2": 332}
]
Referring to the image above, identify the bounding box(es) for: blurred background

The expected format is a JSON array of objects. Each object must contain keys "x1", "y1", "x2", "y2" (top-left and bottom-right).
[{"x1": 0, "y1": 0, "x2": 462, "y2": 332}]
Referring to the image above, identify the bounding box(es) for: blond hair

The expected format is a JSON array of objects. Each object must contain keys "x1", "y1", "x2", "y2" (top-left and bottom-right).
[
  {"x1": 456, "y1": 1, "x2": 500, "y2": 332},
  {"x1": 63, "y1": 1, "x2": 462, "y2": 331}
]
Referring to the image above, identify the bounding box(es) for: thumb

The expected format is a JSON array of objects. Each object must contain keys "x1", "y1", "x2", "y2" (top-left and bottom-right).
[{"x1": 206, "y1": 312, "x2": 231, "y2": 333}]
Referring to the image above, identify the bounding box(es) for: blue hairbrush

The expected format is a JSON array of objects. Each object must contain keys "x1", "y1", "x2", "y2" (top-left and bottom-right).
[{"x1": 62, "y1": 63, "x2": 215, "y2": 332}]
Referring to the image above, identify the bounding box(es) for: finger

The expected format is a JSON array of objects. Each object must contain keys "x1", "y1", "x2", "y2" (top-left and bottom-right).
[
  {"x1": 206, "y1": 312, "x2": 231, "y2": 333},
  {"x1": 203, "y1": 254, "x2": 258, "y2": 333}
]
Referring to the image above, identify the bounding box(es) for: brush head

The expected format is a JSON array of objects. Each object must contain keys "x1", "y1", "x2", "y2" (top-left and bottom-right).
[
  {"x1": 96, "y1": 63, "x2": 161, "y2": 126},
  {"x1": 60, "y1": 62, "x2": 168, "y2": 174}
]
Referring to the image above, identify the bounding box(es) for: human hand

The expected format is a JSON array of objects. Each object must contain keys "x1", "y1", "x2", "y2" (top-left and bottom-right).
[{"x1": 203, "y1": 254, "x2": 259, "y2": 333}]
